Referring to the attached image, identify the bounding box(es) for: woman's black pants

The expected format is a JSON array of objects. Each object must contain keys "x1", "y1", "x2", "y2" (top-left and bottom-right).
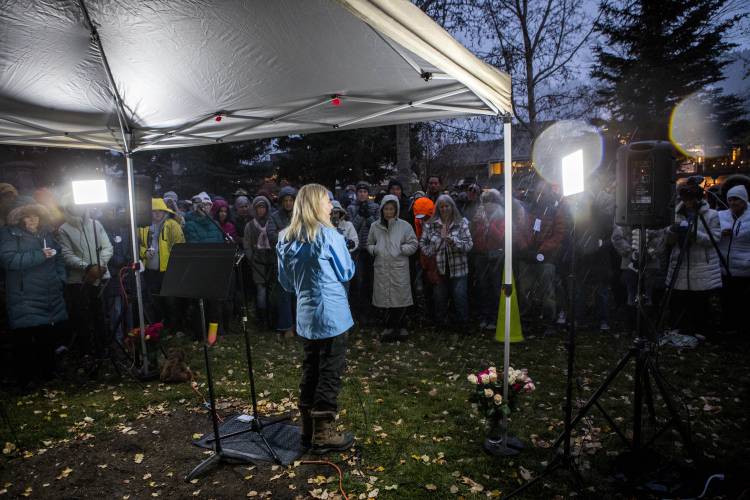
[{"x1": 299, "y1": 333, "x2": 347, "y2": 413}]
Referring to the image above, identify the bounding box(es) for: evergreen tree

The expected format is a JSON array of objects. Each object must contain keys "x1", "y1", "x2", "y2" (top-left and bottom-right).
[
  {"x1": 592, "y1": 0, "x2": 741, "y2": 140},
  {"x1": 276, "y1": 126, "x2": 424, "y2": 191}
]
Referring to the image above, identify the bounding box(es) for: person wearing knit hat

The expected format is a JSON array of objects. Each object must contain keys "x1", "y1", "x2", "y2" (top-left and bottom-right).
[
  {"x1": 387, "y1": 178, "x2": 411, "y2": 222},
  {"x1": 184, "y1": 192, "x2": 223, "y2": 243},
  {"x1": 718, "y1": 183, "x2": 750, "y2": 334},
  {"x1": 346, "y1": 181, "x2": 379, "y2": 322},
  {"x1": 233, "y1": 195, "x2": 252, "y2": 241},
  {"x1": 330, "y1": 200, "x2": 358, "y2": 255}
]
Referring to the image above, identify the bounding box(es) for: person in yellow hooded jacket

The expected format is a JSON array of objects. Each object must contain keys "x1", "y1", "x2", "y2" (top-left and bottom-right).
[{"x1": 138, "y1": 198, "x2": 185, "y2": 331}]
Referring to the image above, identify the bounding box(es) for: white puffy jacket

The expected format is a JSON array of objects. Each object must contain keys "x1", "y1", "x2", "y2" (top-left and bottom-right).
[
  {"x1": 718, "y1": 208, "x2": 750, "y2": 277},
  {"x1": 665, "y1": 202, "x2": 722, "y2": 291}
]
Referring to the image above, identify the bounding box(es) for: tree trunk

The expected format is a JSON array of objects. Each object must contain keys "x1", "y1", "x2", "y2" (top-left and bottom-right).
[{"x1": 396, "y1": 123, "x2": 411, "y2": 188}]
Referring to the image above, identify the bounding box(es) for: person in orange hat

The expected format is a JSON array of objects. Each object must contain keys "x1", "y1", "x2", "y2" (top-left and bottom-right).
[
  {"x1": 411, "y1": 196, "x2": 436, "y2": 323},
  {"x1": 138, "y1": 198, "x2": 185, "y2": 331}
]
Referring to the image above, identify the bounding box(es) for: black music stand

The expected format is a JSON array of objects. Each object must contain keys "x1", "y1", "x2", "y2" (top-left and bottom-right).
[{"x1": 160, "y1": 243, "x2": 280, "y2": 480}]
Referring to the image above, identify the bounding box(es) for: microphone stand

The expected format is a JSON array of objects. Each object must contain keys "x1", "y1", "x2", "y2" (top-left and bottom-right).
[{"x1": 185, "y1": 210, "x2": 288, "y2": 481}]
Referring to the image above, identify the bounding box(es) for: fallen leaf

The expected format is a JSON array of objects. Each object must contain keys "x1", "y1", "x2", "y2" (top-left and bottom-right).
[
  {"x1": 134, "y1": 453, "x2": 144, "y2": 464},
  {"x1": 56, "y1": 467, "x2": 73, "y2": 480},
  {"x1": 425, "y1": 484, "x2": 437, "y2": 491}
]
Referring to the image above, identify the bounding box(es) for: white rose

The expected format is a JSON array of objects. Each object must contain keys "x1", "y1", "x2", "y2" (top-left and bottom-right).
[
  {"x1": 493, "y1": 394, "x2": 503, "y2": 405},
  {"x1": 488, "y1": 372, "x2": 498, "y2": 383},
  {"x1": 483, "y1": 388, "x2": 494, "y2": 398},
  {"x1": 480, "y1": 374, "x2": 490, "y2": 384},
  {"x1": 467, "y1": 374, "x2": 479, "y2": 385}
]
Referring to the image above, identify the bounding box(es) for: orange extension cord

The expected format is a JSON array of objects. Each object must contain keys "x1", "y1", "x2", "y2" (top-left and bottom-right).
[{"x1": 301, "y1": 460, "x2": 349, "y2": 500}]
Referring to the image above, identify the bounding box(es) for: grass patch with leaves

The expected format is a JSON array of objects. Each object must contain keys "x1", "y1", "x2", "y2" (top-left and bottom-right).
[{"x1": 1, "y1": 322, "x2": 748, "y2": 499}]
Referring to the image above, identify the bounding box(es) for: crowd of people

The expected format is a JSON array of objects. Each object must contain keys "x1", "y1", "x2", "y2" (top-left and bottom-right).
[{"x1": 0, "y1": 169, "x2": 748, "y2": 386}]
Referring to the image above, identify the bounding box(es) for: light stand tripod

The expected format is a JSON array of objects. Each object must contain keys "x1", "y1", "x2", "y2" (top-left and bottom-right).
[
  {"x1": 508, "y1": 197, "x2": 583, "y2": 497},
  {"x1": 512, "y1": 225, "x2": 698, "y2": 497}
]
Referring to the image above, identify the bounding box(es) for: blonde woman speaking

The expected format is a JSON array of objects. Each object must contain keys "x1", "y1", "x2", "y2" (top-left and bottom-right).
[{"x1": 277, "y1": 183, "x2": 355, "y2": 454}]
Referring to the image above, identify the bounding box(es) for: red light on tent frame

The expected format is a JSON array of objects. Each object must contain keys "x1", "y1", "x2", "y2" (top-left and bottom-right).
[
  {"x1": 331, "y1": 97, "x2": 341, "y2": 107},
  {"x1": 215, "y1": 114, "x2": 223, "y2": 122}
]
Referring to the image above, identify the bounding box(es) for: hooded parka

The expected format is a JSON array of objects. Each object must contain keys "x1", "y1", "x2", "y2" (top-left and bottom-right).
[
  {"x1": 0, "y1": 207, "x2": 67, "y2": 329},
  {"x1": 367, "y1": 195, "x2": 418, "y2": 308}
]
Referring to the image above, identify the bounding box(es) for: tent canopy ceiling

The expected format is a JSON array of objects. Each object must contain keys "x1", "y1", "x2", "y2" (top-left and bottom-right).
[{"x1": 0, "y1": 0, "x2": 511, "y2": 152}]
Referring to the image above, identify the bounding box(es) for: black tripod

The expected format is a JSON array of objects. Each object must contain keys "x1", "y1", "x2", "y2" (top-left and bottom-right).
[
  {"x1": 509, "y1": 200, "x2": 584, "y2": 497},
  {"x1": 512, "y1": 225, "x2": 698, "y2": 497}
]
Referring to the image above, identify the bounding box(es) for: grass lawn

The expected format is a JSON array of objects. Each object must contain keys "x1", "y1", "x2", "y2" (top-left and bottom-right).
[{"x1": 0, "y1": 320, "x2": 748, "y2": 499}]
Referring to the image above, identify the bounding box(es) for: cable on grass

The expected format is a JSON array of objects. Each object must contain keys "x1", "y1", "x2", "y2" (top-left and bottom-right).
[
  {"x1": 300, "y1": 460, "x2": 349, "y2": 500},
  {"x1": 190, "y1": 380, "x2": 224, "y2": 423}
]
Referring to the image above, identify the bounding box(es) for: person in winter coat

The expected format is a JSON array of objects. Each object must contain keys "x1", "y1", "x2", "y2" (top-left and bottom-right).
[
  {"x1": 100, "y1": 206, "x2": 133, "y2": 342},
  {"x1": 331, "y1": 201, "x2": 358, "y2": 253},
  {"x1": 184, "y1": 192, "x2": 225, "y2": 243},
  {"x1": 0, "y1": 203, "x2": 67, "y2": 384},
  {"x1": 411, "y1": 196, "x2": 436, "y2": 319},
  {"x1": 611, "y1": 225, "x2": 668, "y2": 333},
  {"x1": 665, "y1": 179, "x2": 723, "y2": 336},
  {"x1": 367, "y1": 195, "x2": 418, "y2": 341},
  {"x1": 516, "y1": 180, "x2": 568, "y2": 331},
  {"x1": 234, "y1": 196, "x2": 253, "y2": 242},
  {"x1": 268, "y1": 185, "x2": 298, "y2": 337},
  {"x1": 387, "y1": 179, "x2": 412, "y2": 223},
  {"x1": 57, "y1": 198, "x2": 114, "y2": 355},
  {"x1": 243, "y1": 196, "x2": 276, "y2": 329},
  {"x1": 346, "y1": 182, "x2": 379, "y2": 322},
  {"x1": 138, "y1": 199, "x2": 185, "y2": 331},
  {"x1": 470, "y1": 189, "x2": 507, "y2": 331},
  {"x1": 211, "y1": 199, "x2": 238, "y2": 241},
  {"x1": 718, "y1": 184, "x2": 750, "y2": 334},
  {"x1": 277, "y1": 183, "x2": 355, "y2": 455},
  {"x1": 419, "y1": 194, "x2": 473, "y2": 326}
]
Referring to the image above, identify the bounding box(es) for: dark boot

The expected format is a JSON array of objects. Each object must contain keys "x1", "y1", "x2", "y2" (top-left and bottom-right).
[
  {"x1": 300, "y1": 408, "x2": 312, "y2": 448},
  {"x1": 310, "y1": 410, "x2": 354, "y2": 455}
]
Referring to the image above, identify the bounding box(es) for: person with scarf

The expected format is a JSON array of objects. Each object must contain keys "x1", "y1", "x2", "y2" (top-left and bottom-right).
[
  {"x1": 243, "y1": 196, "x2": 276, "y2": 329},
  {"x1": 419, "y1": 194, "x2": 473, "y2": 327},
  {"x1": 138, "y1": 198, "x2": 185, "y2": 331},
  {"x1": 0, "y1": 203, "x2": 67, "y2": 384}
]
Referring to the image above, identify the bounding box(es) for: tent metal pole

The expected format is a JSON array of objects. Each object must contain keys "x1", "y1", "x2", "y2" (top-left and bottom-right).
[
  {"x1": 412, "y1": 103, "x2": 497, "y2": 115},
  {"x1": 338, "y1": 87, "x2": 470, "y2": 128},
  {"x1": 219, "y1": 98, "x2": 332, "y2": 141},
  {"x1": 132, "y1": 112, "x2": 218, "y2": 152},
  {"x1": 125, "y1": 149, "x2": 150, "y2": 376},
  {"x1": 0, "y1": 116, "x2": 119, "y2": 150},
  {"x1": 501, "y1": 114, "x2": 512, "y2": 413}
]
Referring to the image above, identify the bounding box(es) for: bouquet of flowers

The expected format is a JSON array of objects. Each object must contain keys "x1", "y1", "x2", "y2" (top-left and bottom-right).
[
  {"x1": 124, "y1": 322, "x2": 163, "y2": 365},
  {"x1": 467, "y1": 366, "x2": 536, "y2": 423}
]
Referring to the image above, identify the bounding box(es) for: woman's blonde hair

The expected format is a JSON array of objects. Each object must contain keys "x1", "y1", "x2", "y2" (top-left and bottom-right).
[{"x1": 283, "y1": 184, "x2": 332, "y2": 243}]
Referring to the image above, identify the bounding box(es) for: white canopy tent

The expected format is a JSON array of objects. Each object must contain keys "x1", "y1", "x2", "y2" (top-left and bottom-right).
[{"x1": 0, "y1": 0, "x2": 515, "y2": 382}]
